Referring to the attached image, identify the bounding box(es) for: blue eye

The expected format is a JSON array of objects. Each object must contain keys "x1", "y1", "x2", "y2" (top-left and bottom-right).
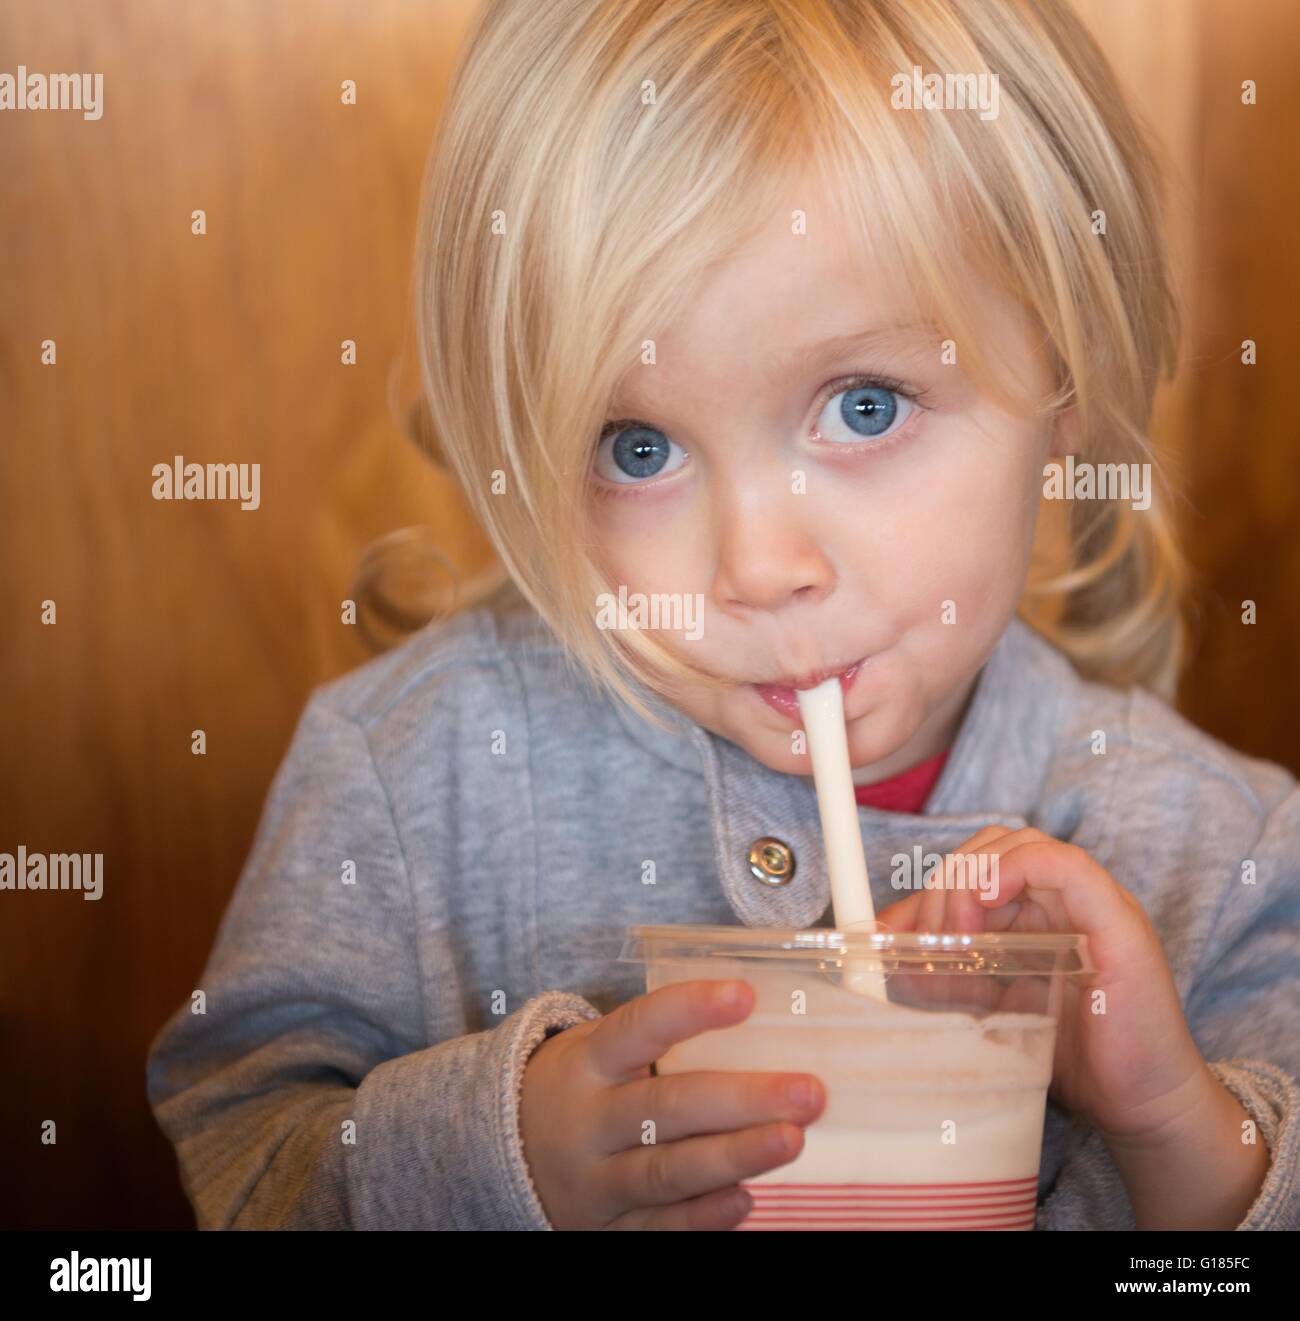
[
  {"x1": 593, "y1": 424, "x2": 687, "y2": 485},
  {"x1": 815, "y1": 383, "x2": 913, "y2": 445}
]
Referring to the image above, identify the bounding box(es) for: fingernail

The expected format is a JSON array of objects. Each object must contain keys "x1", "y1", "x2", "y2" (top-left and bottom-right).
[
  {"x1": 714, "y1": 981, "x2": 743, "y2": 1007},
  {"x1": 785, "y1": 1079, "x2": 813, "y2": 1107},
  {"x1": 767, "y1": 1125, "x2": 791, "y2": 1157}
]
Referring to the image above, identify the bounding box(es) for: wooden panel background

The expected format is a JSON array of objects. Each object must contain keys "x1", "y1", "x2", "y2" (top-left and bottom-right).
[{"x1": 1, "y1": 0, "x2": 1296, "y2": 1229}]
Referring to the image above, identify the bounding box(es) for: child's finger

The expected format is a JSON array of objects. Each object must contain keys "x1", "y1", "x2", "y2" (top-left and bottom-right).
[
  {"x1": 954, "y1": 828, "x2": 1074, "y2": 932},
  {"x1": 600, "y1": 1068, "x2": 824, "y2": 1154},
  {"x1": 975, "y1": 838, "x2": 1135, "y2": 948},
  {"x1": 954, "y1": 825, "x2": 1020, "y2": 849},
  {"x1": 875, "y1": 891, "x2": 922, "y2": 931},
  {"x1": 589, "y1": 980, "x2": 756, "y2": 1083},
  {"x1": 979, "y1": 882, "x2": 1069, "y2": 934},
  {"x1": 914, "y1": 884, "x2": 948, "y2": 932},
  {"x1": 937, "y1": 853, "x2": 992, "y2": 932},
  {"x1": 912, "y1": 825, "x2": 1013, "y2": 933}
]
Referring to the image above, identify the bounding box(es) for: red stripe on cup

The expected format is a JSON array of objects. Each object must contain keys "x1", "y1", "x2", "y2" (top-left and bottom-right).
[{"x1": 736, "y1": 1177, "x2": 1038, "y2": 1231}]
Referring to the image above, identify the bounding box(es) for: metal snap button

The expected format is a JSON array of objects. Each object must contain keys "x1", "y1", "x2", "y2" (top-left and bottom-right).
[{"x1": 748, "y1": 837, "x2": 795, "y2": 886}]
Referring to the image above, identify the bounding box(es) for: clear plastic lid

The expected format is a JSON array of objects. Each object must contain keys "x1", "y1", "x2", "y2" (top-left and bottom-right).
[{"x1": 619, "y1": 923, "x2": 1093, "y2": 976}]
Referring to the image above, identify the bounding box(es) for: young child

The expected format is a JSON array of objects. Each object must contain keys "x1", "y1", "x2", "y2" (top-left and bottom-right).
[{"x1": 146, "y1": 0, "x2": 1299, "y2": 1231}]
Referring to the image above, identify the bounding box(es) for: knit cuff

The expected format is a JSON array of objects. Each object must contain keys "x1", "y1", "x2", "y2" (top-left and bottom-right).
[{"x1": 1207, "y1": 1058, "x2": 1300, "y2": 1230}]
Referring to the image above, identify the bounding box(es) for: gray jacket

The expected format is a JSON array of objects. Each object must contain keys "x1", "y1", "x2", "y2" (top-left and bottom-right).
[{"x1": 145, "y1": 607, "x2": 1300, "y2": 1229}]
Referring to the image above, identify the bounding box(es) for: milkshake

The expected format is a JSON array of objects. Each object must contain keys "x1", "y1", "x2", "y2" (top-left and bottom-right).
[{"x1": 619, "y1": 924, "x2": 1090, "y2": 1231}]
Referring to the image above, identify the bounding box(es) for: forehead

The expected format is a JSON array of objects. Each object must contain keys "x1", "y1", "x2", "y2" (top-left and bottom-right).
[
  {"x1": 606, "y1": 163, "x2": 1044, "y2": 417},
  {"x1": 690, "y1": 176, "x2": 925, "y2": 348},
  {"x1": 609, "y1": 189, "x2": 927, "y2": 407}
]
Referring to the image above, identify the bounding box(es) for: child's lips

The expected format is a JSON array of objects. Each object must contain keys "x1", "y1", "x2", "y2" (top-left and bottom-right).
[{"x1": 750, "y1": 658, "x2": 868, "y2": 721}]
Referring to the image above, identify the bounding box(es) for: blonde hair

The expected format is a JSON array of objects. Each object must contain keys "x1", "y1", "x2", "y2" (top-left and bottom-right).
[{"x1": 361, "y1": 0, "x2": 1190, "y2": 729}]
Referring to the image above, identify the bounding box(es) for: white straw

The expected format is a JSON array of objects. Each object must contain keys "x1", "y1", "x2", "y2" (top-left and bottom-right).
[{"x1": 797, "y1": 678, "x2": 888, "y2": 1001}]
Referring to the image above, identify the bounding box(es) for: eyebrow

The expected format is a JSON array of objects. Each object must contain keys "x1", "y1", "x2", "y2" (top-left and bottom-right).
[{"x1": 763, "y1": 320, "x2": 939, "y2": 380}]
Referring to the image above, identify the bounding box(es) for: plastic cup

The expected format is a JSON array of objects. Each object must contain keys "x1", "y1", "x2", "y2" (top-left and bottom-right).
[{"x1": 618, "y1": 924, "x2": 1092, "y2": 1231}]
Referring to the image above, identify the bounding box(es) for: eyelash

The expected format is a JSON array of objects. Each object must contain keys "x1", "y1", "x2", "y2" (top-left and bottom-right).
[
  {"x1": 594, "y1": 373, "x2": 931, "y2": 494},
  {"x1": 814, "y1": 372, "x2": 929, "y2": 427}
]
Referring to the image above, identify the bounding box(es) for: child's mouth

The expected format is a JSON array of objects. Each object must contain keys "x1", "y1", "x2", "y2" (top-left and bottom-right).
[{"x1": 750, "y1": 657, "x2": 868, "y2": 722}]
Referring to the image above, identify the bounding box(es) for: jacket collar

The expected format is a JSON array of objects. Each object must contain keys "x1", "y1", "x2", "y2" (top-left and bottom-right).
[{"x1": 610, "y1": 616, "x2": 1071, "y2": 928}]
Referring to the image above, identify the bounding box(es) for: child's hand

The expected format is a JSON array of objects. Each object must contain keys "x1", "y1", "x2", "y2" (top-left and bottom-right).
[
  {"x1": 519, "y1": 980, "x2": 826, "y2": 1229},
  {"x1": 876, "y1": 826, "x2": 1212, "y2": 1148}
]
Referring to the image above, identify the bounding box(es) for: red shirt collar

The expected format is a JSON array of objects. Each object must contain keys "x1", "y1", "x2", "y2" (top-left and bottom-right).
[{"x1": 852, "y1": 748, "x2": 950, "y2": 814}]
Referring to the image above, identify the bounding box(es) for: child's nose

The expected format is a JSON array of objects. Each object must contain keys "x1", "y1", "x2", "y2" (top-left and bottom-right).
[{"x1": 709, "y1": 496, "x2": 836, "y2": 615}]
